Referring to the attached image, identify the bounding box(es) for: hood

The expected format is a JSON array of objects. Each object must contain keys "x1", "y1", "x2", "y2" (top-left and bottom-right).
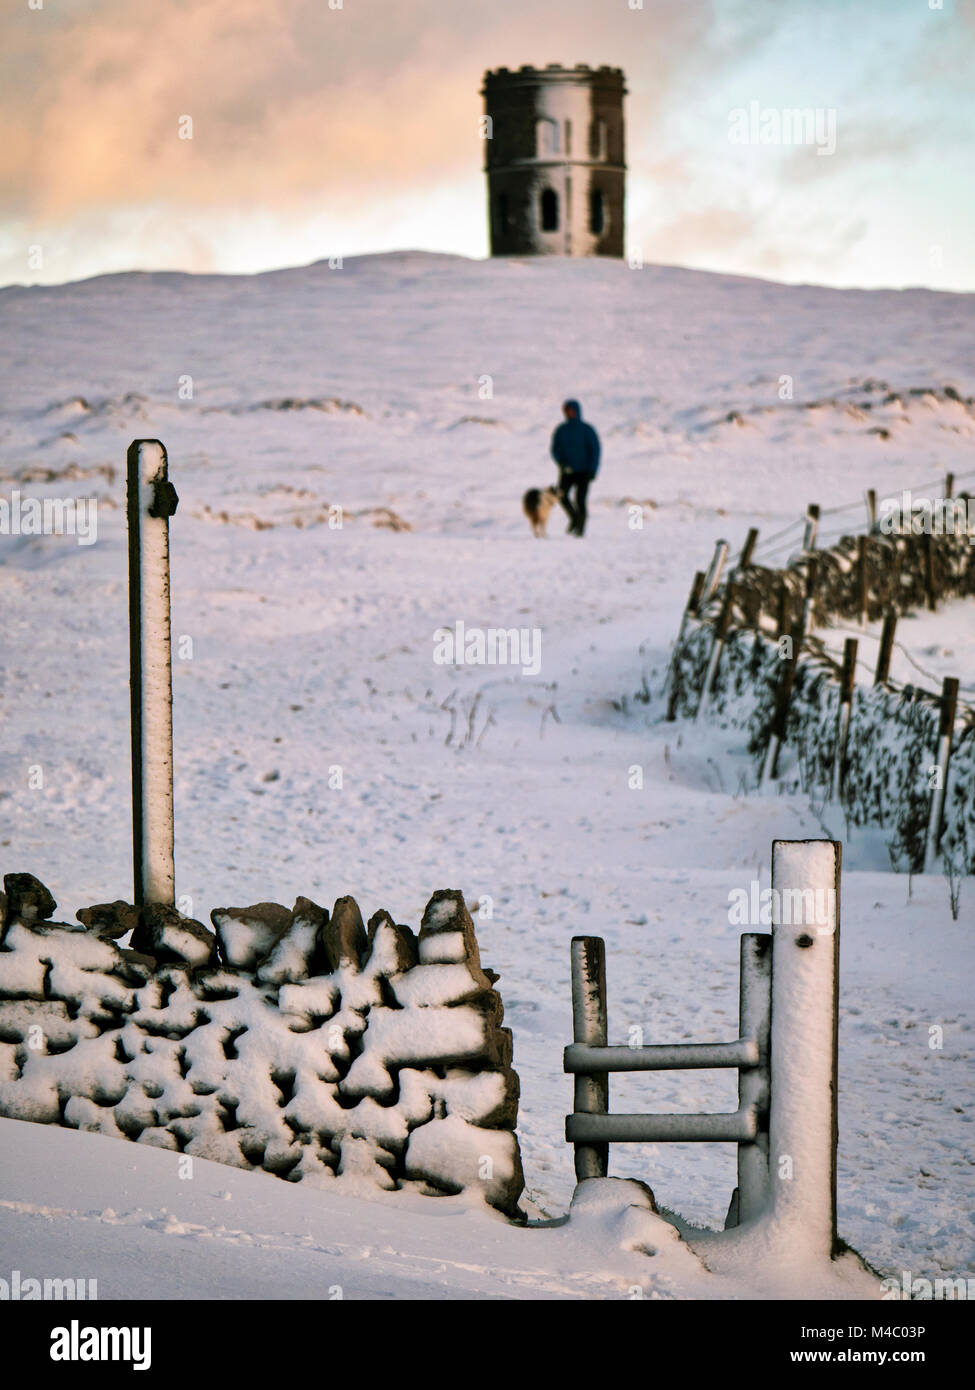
[{"x1": 563, "y1": 399, "x2": 582, "y2": 418}]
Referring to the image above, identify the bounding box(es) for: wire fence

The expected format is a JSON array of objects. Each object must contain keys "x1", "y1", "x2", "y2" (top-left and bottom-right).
[
  {"x1": 665, "y1": 481, "x2": 975, "y2": 878},
  {"x1": 743, "y1": 465, "x2": 975, "y2": 568}
]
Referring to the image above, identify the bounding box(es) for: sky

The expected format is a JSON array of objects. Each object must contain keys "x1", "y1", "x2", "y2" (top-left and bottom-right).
[{"x1": 3, "y1": 0, "x2": 974, "y2": 290}]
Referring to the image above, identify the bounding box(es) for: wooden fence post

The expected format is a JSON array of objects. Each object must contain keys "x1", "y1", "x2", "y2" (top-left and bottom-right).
[
  {"x1": 775, "y1": 578, "x2": 791, "y2": 640},
  {"x1": 801, "y1": 554, "x2": 820, "y2": 637},
  {"x1": 924, "y1": 531, "x2": 937, "y2": 612},
  {"x1": 569, "y1": 936, "x2": 609, "y2": 1180},
  {"x1": 767, "y1": 840, "x2": 841, "y2": 1259},
  {"x1": 924, "y1": 677, "x2": 960, "y2": 873},
  {"x1": 865, "y1": 488, "x2": 877, "y2": 532},
  {"x1": 734, "y1": 933, "x2": 772, "y2": 1225},
  {"x1": 127, "y1": 439, "x2": 178, "y2": 908},
  {"x1": 803, "y1": 504, "x2": 820, "y2": 551},
  {"x1": 738, "y1": 527, "x2": 759, "y2": 572},
  {"x1": 695, "y1": 584, "x2": 736, "y2": 721},
  {"x1": 688, "y1": 568, "x2": 706, "y2": 617},
  {"x1": 857, "y1": 534, "x2": 869, "y2": 626},
  {"x1": 761, "y1": 623, "x2": 801, "y2": 786},
  {"x1": 888, "y1": 536, "x2": 903, "y2": 614},
  {"x1": 945, "y1": 472, "x2": 954, "y2": 500},
  {"x1": 830, "y1": 638, "x2": 858, "y2": 803},
  {"x1": 665, "y1": 570, "x2": 706, "y2": 720},
  {"x1": 874, "y1": 612, "x2": 897, "y2": 686},
  {"x1": 702, "y1": 539, "x2": 729, "y2": 603}
]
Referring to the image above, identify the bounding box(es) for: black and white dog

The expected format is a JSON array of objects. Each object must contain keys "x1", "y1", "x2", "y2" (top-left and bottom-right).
[{"x1": 522, "y1": 486, "x2": 560, "y2": 537}]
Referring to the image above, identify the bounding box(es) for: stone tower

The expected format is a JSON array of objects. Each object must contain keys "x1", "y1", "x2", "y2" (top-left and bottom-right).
[{"x1": 481, "y1": 64, "x2": 627, "y2": 259}]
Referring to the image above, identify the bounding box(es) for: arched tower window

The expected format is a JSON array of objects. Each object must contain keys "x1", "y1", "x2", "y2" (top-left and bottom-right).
[
  {"x1": 536, "y1": 117, "x2": 559, "y2": 156},
  {"x1": 589, "y1": 189, "x2": 605, "y2": 236},
  {"x1": 540, "y1": 188, "x2": 559, "y2": 232},
  {"x1": 589, "y1": 120, "x2": 608, "y2": 161}
]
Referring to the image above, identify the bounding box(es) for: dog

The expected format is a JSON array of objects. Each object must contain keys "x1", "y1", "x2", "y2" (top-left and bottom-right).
[{"x1": 522, "y1": 485, "x2": 560, "y2": 537}]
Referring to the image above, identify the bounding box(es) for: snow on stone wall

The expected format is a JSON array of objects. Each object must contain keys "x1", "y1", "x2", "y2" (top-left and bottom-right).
[{"x1": 0, "y1": 876, "x2": 524, "y2": 1214}]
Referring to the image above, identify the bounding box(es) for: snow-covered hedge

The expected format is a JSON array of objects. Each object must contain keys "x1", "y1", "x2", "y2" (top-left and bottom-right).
[
  {"x1": 733, "y1": 515, "x2": 975, "y2": 631},
  {"x1": 665, "y1": 514, "x2": 975, "y2": 875},
  {"x1": 0, "y1": 876, "x2": 524, "y2": 1213},
  {"x1": 669, "y1": 621, "x2": 975, "y2": 875}
]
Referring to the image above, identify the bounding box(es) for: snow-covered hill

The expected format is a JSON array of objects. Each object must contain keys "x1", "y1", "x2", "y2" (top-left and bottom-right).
[{"x1": 1, "y1": 252, "x2": 973, "y2": 1293}]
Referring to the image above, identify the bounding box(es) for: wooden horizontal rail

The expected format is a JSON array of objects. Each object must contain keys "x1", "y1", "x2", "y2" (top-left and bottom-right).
[
  {"x1": 566, "y1": 1107, "x2": 759, "y2": 1145},
  {"x1": 563, "y1": 1038, "x2": 759, "y2": 1073}
]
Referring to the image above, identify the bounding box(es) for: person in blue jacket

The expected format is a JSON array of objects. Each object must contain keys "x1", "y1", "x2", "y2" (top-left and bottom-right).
[{"x1": 550, "y1": 399, "x2": 600, "y2": 536}]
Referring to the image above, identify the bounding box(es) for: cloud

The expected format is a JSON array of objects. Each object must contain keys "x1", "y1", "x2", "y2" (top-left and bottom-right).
[
  {"x1": 5, "y1": 0, "x2": 727, "y2": 223},
  {"x1": 640, "y1": 193, "x2": 870, "y2": 283}
]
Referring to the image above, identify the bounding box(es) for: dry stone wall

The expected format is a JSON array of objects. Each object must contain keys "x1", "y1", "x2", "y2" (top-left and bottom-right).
[{"x1": 0, "y1": 874, "x2": 523, "y2": 1214}]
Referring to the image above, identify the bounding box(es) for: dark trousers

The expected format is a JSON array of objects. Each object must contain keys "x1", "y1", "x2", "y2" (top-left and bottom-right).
[{"x1": 558, "y1": 471, "x2": 591, "y2": 535}]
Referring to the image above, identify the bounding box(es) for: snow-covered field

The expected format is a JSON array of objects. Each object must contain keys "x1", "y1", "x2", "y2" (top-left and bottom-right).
[
  {"x1": 1, "y1": 252, "x2": 973, "y2": 1296},
  {"x1": 0, "y1": 1115, "x2": 879, "y2": 1301}
]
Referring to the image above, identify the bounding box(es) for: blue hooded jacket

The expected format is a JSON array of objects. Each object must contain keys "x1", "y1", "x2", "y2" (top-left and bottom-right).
[{"x1": 551, "y1": 400, "x2": 600, "y2": 477}]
